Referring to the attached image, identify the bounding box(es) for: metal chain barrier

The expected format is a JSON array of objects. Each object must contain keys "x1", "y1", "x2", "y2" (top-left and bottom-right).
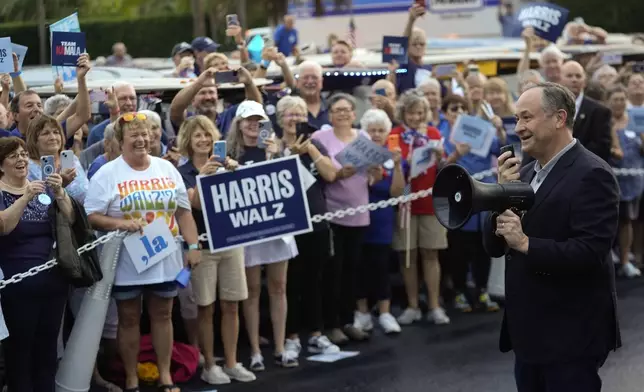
[{"x1": 0, "y1": 166, "x2": 642, "y2": 289}]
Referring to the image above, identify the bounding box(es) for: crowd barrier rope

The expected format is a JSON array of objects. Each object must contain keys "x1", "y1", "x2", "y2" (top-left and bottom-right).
[{"x1": 2, "y1": 166, "x2": 643, "y2": 289}]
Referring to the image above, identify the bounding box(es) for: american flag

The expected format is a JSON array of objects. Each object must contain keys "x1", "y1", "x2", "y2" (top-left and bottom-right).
[{"x1": 347, "y1": 16, "x2": 357, "y2": 48}]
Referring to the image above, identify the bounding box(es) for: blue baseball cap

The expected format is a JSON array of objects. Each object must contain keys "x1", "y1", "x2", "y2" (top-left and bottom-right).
[{"x1": 191, "y1": 37, "x2": 220, "y2": 53}]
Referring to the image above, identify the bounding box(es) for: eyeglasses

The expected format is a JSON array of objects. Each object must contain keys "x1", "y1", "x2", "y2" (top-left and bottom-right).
[
  {"x1": 6, "y1": 152, "x2": 29, "y2": 160},
  {"x1": 448, "y1": 106, "x2": 465, "y2": 113},
  {"x1": 331, "y1": 108, "x2": 352, "y2": 114},
  {"x1": 119, "y1": 112, "x2": 147, "y2": 125}
]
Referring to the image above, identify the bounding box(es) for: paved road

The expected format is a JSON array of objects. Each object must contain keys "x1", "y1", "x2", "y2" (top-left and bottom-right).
[{"x1": 105, "y1": 278, "x2": 644, "y2": 392}]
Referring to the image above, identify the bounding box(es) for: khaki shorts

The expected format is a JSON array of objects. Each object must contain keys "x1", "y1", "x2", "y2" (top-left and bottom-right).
[
  {"x1": 191, "y1": 248, "x2": 248, "y2": 306},
  {"x1": 392, "y1": 214, "x2": 448, "y2": 251}
]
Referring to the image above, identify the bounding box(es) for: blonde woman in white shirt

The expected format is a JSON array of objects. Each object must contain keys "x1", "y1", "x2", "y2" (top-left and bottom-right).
[{"x1": 84, "y1": 112, "x2": 202, "y2": 392}]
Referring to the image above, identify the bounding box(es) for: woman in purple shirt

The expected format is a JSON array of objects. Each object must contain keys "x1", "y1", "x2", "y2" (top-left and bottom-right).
[{"x1": 311, "y1": 93, "x2": 374, "y2": 344}]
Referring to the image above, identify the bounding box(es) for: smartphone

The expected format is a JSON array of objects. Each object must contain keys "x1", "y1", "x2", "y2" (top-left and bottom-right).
[
  {"x1": 40, "y1": 155, "x2": 55, "y2": 179},
  {"x1": 214, "y1": 70, "x2": 239, "y2": 84},
  {"x1": 60, "y1": 150, "x2": 75, "y2": 171},
  {"x1": 213, "y1": 141, "x2": 226, "y2": 163},
  {"x1": 257, "y1": 120, "x2": 273, "y2": 149},
  {"x1": 433, "y1": 64, "x2": 457, "y2": 78},
  {"x1": 226, "y1": 14, "x2": 240, "y2": 27},
  {"x1": 387, "y1": 134, "x2": 400, "y2": 151},
  {"x1": 89, "y1": 90, "x2": 107, "y2": 103},
  {"x1": 296, "y1": 122, "x2": 316, "y2": 138},
  {"x1": 500, "y1": 144, "x2": 516, "y2": 165},
  {"x1": 375, "y1": 88, "x2": 387, "y2": 96}
]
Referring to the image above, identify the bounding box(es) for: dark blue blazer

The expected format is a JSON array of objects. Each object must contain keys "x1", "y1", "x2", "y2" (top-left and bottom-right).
[{"x1": 484, "y1": 141, "x2": 621, "y2": 364}]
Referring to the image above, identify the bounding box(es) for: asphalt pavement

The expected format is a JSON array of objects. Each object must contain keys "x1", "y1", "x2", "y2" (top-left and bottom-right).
[{"x1": 114, "y1": 277, "x2": 644, "y2": 392}]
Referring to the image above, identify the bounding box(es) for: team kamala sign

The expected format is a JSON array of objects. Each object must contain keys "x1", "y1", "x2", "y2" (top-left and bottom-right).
[
  {"x1": 51, "y1": 31, "x2": 86, "y2": 67},
  {"x1": 197, "y1": 156, "x2": 313, "y2": 252}
]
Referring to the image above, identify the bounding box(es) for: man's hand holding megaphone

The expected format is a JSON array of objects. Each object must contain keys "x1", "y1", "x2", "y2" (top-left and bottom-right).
[{"x1": 495, "y1": 150, "x2": 530, "y2": 253}]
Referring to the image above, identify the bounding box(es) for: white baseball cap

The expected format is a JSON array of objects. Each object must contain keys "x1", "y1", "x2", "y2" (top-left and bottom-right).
[{"x1": 235, "y1": 100, "x2": 268, "y2": 120}]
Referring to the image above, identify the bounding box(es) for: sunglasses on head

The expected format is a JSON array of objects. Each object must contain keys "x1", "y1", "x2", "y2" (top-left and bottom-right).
[{"x1": 119, "y1": 112, "x2": 147, "y2": 125}]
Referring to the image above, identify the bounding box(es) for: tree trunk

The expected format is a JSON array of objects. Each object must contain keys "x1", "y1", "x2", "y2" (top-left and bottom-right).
[
  {"x1": 191, "y1": 0, "x2": 206, "y2": 37},
  {"x1": 37, "y1": 0, "x2": 46, "y2": 64}
]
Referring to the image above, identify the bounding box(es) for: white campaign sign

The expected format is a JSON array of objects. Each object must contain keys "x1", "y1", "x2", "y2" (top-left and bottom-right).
[
  {"x1": 410, "y1": 139, "x2": 442, "y2": 179},
  {"x1": 123, "y1": 218, "x2": 178, "y2": 274},
  {"x1": 0, "y1": 38, "x2": 13, "y2": 74}
]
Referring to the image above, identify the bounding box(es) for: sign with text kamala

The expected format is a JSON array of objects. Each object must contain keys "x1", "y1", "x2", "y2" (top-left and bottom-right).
[
  {"x1": 197, "y1": 156, "x2": 313, "y2": 252},
  {"x1": 51, "y1": 31, "x2": 86, "y2": 67}
]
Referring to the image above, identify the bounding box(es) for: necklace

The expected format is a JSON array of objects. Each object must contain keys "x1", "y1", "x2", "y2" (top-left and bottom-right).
[{"x1": 0, "y1": 179, "x2": 28, "y2": 195}]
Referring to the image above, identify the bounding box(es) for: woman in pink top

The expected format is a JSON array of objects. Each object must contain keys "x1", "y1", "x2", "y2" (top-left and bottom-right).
[{"x1": 311, "y1": 93, "x2": 374, "y2": 344}]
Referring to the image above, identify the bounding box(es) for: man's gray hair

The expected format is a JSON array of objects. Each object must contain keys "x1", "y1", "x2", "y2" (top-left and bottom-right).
[
  {"x1": 104, "y1": 122, "x2": 116, "y2": 141},
  {"x1": 44, "y1": 94, "x2": 72, "y2": 116},
  {"x1": 526, "y1": 82, "x2": 576, "y2": 129}
]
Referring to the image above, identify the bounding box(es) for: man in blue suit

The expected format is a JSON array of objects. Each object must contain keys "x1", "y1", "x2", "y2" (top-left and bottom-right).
[{"x1": 489, "y1": 82, "x2": 620, "y2": 392}]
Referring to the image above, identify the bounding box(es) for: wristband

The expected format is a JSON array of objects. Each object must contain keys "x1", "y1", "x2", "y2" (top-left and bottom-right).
[
  {"x1": 9, "y1": 71, "x2": 21, "y2": 78},
  {"x1": 260, "y1": 60, "x2": 271, "y2": 69},
  {"x1": 188, "y1": 243, "x2": 200, "y2": 251}
]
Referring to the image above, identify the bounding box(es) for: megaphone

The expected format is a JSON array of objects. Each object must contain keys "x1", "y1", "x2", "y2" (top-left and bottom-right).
[{"x1": 432, "y1": 164, "x2": 535, "y2": 230}]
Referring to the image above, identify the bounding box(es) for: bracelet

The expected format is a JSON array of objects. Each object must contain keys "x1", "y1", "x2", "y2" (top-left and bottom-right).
[
  {"x1": 9, "y1": 71, "x2": 21, "y2": 78},
  {"x1": 313, "y1": 155, "x2": 323, "y2": 164},
  {"x1": 188, "y1": 243, "x2": 200, "y2": 251}
]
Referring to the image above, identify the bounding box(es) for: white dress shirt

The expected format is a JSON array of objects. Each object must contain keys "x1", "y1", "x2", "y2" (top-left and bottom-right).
[{"x1": 573, "y1": 92, "x2": 584, "y2": 122}]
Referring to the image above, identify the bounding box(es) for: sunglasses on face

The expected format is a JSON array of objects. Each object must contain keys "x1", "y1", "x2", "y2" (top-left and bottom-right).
[
  {"x1": 448, "y1": 105, "x2": 465, "y2": 112},
  {"x1": 119, "y1": 112, "x2": 147, "y2": 125}
]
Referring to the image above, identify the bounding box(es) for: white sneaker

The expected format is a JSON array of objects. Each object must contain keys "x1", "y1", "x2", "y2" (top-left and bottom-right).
[
  {"x1": 249, "y1": 353, "x2": 265, "y2": 372},
  {"x1": 201, "y1": 365, "x2": 231, "y2": 385},
  {"x1": 378, "y1": 312, "x2": 401, "y2": 334},
  {"x1": 223, "y1": 363, "x2": 256, "y2": 382},
  {"x1": 622, "y1": 262, "x2": 642, "y2": 278},
  {"x1": 428, "y1": 307, "x2": 450, "y2": 325},
  {"x1": 308, "y1": 335, "x2": 340, "y2": 354},
  {"x1": 199, "y1": 353, "x2": 205, "y2": 366},
  {"x1": 285, "y1": 337, "x2": 302, "y2": 358},
  {"x1": 353, "y1": 311, "x2": 374, "y2": 332},
  {"x1": 397, "y1": 307, "x2": 422, "y2": 325}
]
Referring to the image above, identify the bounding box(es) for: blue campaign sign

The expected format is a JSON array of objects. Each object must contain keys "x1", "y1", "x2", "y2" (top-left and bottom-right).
[
  {"x1": 197, "y1": 155, "x2": 313, "y2": 252},
  {"x1": 51, "y1": 32, "x2": 86, "y2": 67},
  {"x1": 513, "y1": 2, "x2": 569, "y2": 43},
  {"x1": 382, "y1": 36, "x2": 408, "y2": 65},
  {"x1": 502, "y1": 116, "x2": 517, "y2": 136}
]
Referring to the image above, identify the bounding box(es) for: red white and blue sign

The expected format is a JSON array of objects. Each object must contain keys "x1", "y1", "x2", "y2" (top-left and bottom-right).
[
  {"x1": 51, "y1": 31, "x2": 86, "y2": 67},
  {"x1": 382, "y1": 36, "x2": 408, "y2": 65}
]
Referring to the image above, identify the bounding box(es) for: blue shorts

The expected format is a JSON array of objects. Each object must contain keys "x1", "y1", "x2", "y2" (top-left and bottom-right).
[{"x1": 112, "y1": 281, "x2": 178, "y2": 301}]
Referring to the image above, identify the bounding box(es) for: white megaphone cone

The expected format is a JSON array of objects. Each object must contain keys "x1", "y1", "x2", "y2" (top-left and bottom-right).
[{"x1": 56, "y1": 235, "x2": 124, "y2": 392}]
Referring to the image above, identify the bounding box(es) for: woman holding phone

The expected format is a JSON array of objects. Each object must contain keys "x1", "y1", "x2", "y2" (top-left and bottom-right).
[
  {"x1": 275, "y1": 96, "x2": 341, "y2": 358},
  {"x1": 177, "y1": 115, "x2": 256, "y2": 384},
  {"x1": 25, "y1": 114, "x2": 88, "y2": 204},
  {"x1": 226, "y1": 101, "x2": 299, "y2": 371}
]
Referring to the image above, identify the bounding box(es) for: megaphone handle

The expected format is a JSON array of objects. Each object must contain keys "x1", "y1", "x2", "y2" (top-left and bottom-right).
[{"x1": 490, "y1": 211, "x2": 499, "y2": 233}]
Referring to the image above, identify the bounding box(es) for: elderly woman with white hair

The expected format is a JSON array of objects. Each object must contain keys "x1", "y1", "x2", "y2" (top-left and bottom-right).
[
  {"x1": 352, "y1": 109, "x2": 405, "y2": 334},
  {"x1": 275, "y1": 95, "x2": 341, "y2": 358}
]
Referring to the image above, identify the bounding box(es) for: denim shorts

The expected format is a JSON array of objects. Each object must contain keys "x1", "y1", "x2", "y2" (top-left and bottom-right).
[{"x1": 112, "y1": 281, "x2": 178, "y2": 301}]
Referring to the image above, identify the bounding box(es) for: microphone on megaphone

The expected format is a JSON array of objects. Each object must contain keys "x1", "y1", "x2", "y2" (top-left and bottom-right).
[{"x1": 432, "y1": 164, "x2": 535, "y2": 255}]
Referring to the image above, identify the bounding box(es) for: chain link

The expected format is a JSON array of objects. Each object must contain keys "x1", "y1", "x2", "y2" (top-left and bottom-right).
[{"x1": 0, "y1": 166, "x2": 639, "y2": 289}]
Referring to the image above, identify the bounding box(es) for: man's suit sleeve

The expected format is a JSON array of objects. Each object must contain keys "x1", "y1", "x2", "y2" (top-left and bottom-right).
[
  {"x1": 525, "y1": 166, "x2": 619, "y2": 274},
  {"x1": 587, "y1": 105, "x2": 612, "y2": 161}
]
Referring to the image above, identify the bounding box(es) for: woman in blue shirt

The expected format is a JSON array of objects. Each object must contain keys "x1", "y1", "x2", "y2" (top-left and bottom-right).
[
  {"x1": 353, "y1": 109, "x2": 406, "y2": 335},
  {"x1": 439, "y1": 94, "x2": 503, "y2": 313}
]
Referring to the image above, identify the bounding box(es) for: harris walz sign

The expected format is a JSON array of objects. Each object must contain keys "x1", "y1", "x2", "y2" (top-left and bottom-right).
[{"x1": 197, "y1": 155, "x2": 313, "y2": 252}]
